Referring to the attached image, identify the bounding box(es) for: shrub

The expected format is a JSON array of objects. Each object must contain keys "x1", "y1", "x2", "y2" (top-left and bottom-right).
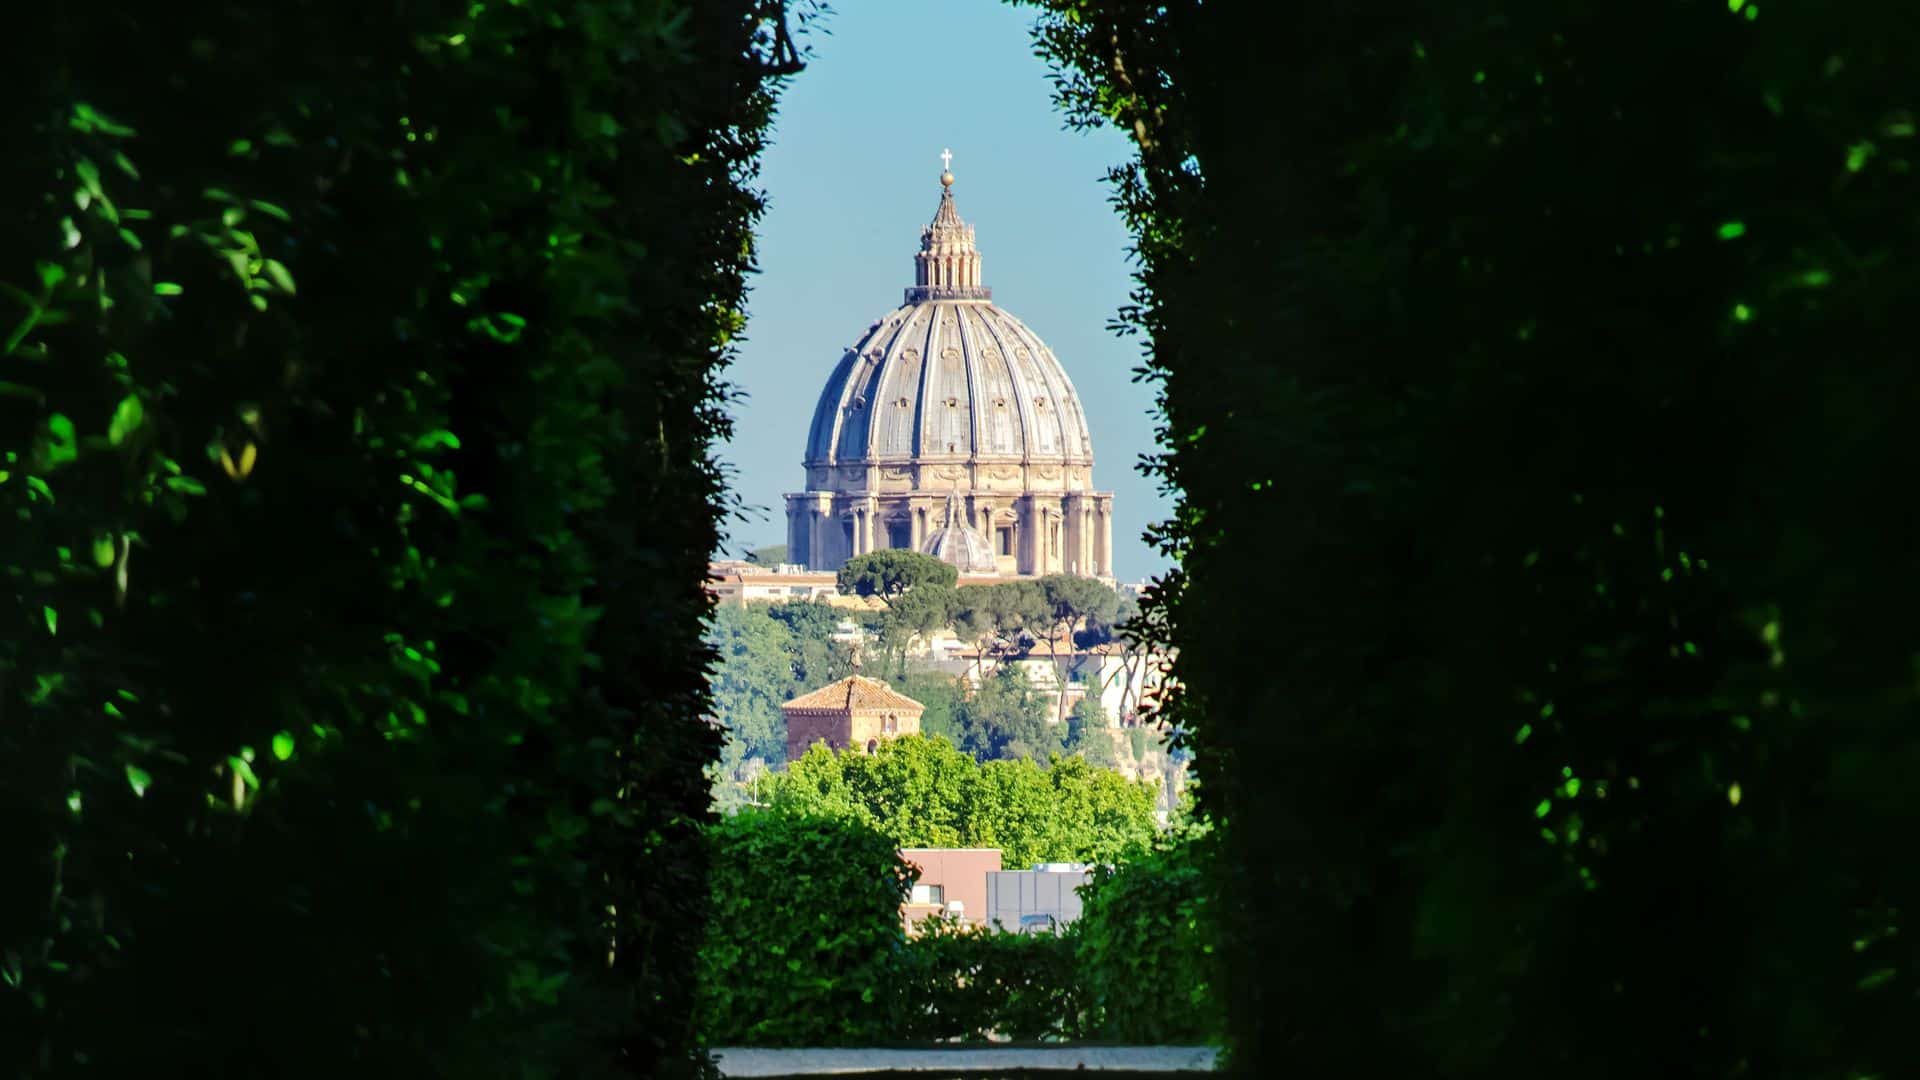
[
  {"x1": 697, "y1": 812, "x2": 911, "y2": 1046},
  {"x1": 1076, "y1": 839, "x2": 1221, "y2": 1044},
  {"x1": 895, "y1": 917, "x2": 1089, "y2": 1042}
]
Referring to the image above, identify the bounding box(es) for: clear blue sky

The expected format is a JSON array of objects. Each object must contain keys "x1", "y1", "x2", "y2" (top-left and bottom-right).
[{"x1": 716, "y1": 0, "x2": 1172, "y2": 582}]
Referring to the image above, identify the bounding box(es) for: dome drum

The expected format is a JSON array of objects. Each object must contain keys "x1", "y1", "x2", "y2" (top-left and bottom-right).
[{"x1": 785, "y1": 165, "x2": 1114, "y2": 581}]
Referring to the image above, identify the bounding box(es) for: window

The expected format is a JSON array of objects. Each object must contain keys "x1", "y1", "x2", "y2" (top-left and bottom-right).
[
  {"x1": 911, "y1": 883, "x2": 946, "y2": 906},
  {"x1": 888, "y1": 520, "x2": 911, "y2": 549},
  {"x1": 997, "y1": 527, "x2": 1013, "y2": 556}
]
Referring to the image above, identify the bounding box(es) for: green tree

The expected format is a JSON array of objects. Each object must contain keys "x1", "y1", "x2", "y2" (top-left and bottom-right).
[
  {"x1": 766, "y1": 599, "x2": 856, "y2": 688},
  {"x1": 954, "y1": 666, "x2": 1059, "y2": 763},
  {"x1": 707, "y1": 605, "x2": 802, "y2": 770},
  {"x1": 1065, "y1": 696, "x2": 1118, "y2": 768},
  {"x1": 897, "y1": 671, "x2": 968, "y2": 745},
  {"x1": 952, "y1": 585, "x2": 1003, "y2": 676},
  {"x1": 1036, "y1": 574, "x2": 1120, "y2": 723},
  {"x1": 872, "y1": 580, "x2": 958, "y2": 674},
  {"x1": 953, "y1": 580, "x2": 1051, "y2": 677},
  {"x1": 835, "y1": 548, "x2": 957, "y2": 607},
  {"x1": 707, "y1": 600, "x2": 855, "y2": 779},
  {"x1": 765, "y1": 735, "x2": 1156, "y2": 868}
]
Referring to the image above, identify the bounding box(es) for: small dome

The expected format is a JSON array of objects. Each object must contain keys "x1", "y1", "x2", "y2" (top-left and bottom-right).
[{"x1": 920, "y1": 490, "x2": 997, "y2": 574}]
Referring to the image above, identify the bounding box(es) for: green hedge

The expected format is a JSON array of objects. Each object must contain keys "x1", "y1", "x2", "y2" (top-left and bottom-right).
[
  {"x1": 1025, "y1": 0, "x2": 1920, "y2": 1074},
  {"x1": 1, "y1": 2, "x2": 808, "y2": 1074},
  {"x1": 895, "y1": 917, "x2": 1089, "y2": 1042},
  {"x1": 699, "y1": 812, "x2": 1214, "y2": 1046},
  {"x1": 698, "y1": 812, "x2": 913, "y2": 1046}
]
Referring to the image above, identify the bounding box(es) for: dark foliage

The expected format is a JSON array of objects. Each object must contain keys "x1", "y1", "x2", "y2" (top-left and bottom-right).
[
  {"x1": 0, "y1": 2, "x2": 812, "y2": 1074},
  {"x1": 1026, "y1": 0, "x2": 1920, "y2": 1075}
]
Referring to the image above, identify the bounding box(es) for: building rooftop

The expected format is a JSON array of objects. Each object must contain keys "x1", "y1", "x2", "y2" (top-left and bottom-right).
[{"x1": 782, "y1": 675, "x2": 927, "y2": 715}]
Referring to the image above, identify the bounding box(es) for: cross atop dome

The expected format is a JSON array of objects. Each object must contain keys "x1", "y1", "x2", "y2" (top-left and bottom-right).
[{"x1": 940, "y1": 148, "x2": 954, "y2": 188}]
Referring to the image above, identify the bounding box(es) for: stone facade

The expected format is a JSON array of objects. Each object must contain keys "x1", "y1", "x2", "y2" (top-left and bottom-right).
[
  {"x1": 786, "y1": 163, "x2": 1115, "y2": 579},
  {"x1": 781, "y1": 675, "x2": 926, "y2": 763}
]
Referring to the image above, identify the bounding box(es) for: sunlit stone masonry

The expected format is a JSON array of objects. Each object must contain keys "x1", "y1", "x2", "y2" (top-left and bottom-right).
[{"x1": 785, "y1": 157, "x2": 1115, "y2": 579}]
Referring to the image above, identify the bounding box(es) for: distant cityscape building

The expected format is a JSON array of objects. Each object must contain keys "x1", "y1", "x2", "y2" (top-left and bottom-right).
[
  {"x1": 786, "y1": 159, "x2": 1115, "y2": 579},
  {"x1": 900, "y1": 847, "x2": 1002, "y2": 930},
  {"x1": 896, "y1": 849, "x2": 1100, "y2": 934},
  {"x1": 987, "y1": 865, "x2": 1095, "y2": 934},
  {"x1": 780, "y1": 675, "x2": 925, "y2": 763}
]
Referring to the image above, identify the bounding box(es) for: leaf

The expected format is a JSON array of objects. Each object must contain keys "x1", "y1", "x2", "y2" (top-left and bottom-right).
[
  {"x1": 92, "y1": 536, "x2": 116, "y2": 567},
  {"x1": 42, "y1": 413, "x2": 78, "y2": 467},
  {"x1": 229, "y1": 755, "x2": 260, "y2": 791},
  {"x1": 125, "y1": 764, "x2": 151, "y2": 797},
  {"x1": 109, "y1": 394, "x2": 144, "y2": 446},
  {"x1": 164, "y1": 476, "x2": 207, "y2": 496},
  {"x1": 272, "y1": 731, "x2": 295, "y2": 761},
  {"x1": 414, "y1": 430, "x2": 462, "y2": 451},
  {"x1": 261, "y1": 259, "x2": 295, "y2": 296},
  {"x1": 74, "y1": 158, "x2": 104, "y2": 197},
  {"x1": 43, "y1": 606, "x2": 57, "y2": 635},
  {"x1": 70, "y1": 103, "x2": 136, "y2": 138}
]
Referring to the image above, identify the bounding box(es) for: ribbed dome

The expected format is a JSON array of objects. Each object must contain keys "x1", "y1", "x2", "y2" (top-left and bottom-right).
[
  {"x1": 920, "y1": 490, "x2": 997, "y2": 573},
  {"x1": 784, "y1": 159, "x2": 1116, "y2": 581},
  {"x1": 803, "y1": 176, "x2": 1095, "y2": 472}
]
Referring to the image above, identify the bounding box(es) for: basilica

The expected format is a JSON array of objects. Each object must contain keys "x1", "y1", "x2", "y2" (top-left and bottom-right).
[{"x1": 785, "y1": 160, "x2": 1115, "y2": 580}]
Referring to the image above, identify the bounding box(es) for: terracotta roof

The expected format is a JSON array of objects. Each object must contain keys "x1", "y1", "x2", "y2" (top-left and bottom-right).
[{"x1": 782, "y1": 675, "x2": 927, "y2": 715}]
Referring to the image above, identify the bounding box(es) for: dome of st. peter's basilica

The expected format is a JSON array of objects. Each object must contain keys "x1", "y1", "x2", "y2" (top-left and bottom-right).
[{"x1": 785, "y1": 161, "x2": 1114, "y2": 580}]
